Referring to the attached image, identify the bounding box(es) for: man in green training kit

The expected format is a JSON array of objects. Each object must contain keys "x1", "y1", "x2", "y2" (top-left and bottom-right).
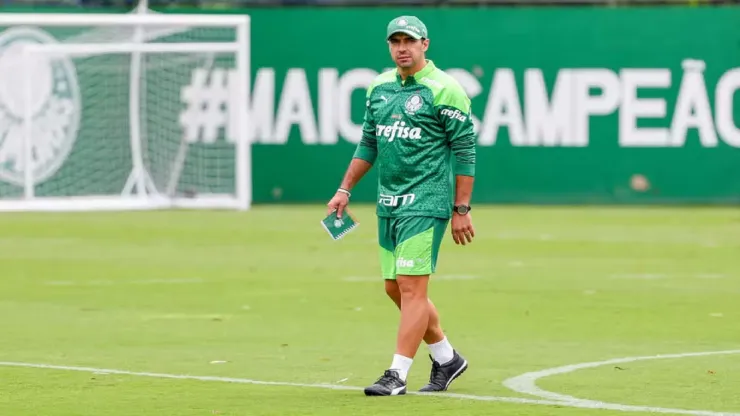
[{"x1": 326, "y1": 15, "x2": 476, "y2": 396}]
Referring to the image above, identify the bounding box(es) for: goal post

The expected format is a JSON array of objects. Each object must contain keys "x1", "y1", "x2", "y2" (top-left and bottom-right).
[{"x1": 0, "y1": 13, "x2": 251, "y2": 212}]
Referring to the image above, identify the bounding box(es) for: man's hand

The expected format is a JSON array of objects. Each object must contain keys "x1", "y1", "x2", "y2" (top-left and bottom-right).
[
  {"x1": 327, "y1": 191, "x2": 350, "y2": 218},
  {"x1": 451, "y1": 212, "x2": 475, "y2": 245},
  {"x1": 328, "y1": 158, "x2": 372, "y2": 219}
]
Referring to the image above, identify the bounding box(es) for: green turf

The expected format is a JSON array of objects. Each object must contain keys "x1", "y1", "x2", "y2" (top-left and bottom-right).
[{"x1": 0, "y1": 205, "x2": 739, "y2": 415}]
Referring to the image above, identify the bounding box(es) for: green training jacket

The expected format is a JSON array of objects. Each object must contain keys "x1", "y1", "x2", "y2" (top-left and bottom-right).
[{"x1": 353, "y1": 60, "x2": 477, "y2": 219}]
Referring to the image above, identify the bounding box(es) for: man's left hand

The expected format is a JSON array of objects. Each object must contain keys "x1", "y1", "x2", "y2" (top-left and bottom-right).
[{"x1": 451, "y1": 212, "x2": 475, "y2": 245}]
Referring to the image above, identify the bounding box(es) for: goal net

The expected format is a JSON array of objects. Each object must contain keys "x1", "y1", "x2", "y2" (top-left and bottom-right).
[{"x1": 0, "y1": 13, "x2": 250, "y2": 212}]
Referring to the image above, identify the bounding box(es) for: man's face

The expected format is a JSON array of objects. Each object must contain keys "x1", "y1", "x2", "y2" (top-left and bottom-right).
[{"x1": 388, "y1": 33, "x2": 429, "y2": 69}]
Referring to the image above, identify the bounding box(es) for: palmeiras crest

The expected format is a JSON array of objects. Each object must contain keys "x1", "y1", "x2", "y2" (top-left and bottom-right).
[
  {"x1": 404, "y1": 94, "x2": 423, "y2": 115},
  {"x1": 0, "y1": 27, "x2": 81, "y2": 187}
]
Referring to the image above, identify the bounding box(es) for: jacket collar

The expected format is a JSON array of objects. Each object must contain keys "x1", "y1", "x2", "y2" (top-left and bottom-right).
[{"x1": 396, "y1": 59, "x2": 436, "y2": 85}]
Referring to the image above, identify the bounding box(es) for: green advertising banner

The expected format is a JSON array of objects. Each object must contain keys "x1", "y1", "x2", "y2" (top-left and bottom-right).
[
  {"x1": 1, "y1": 7, "x2": 739, "y2": 205},
  {"x1": 242, "y1": 7, "x2": 740, "y2": 205}
]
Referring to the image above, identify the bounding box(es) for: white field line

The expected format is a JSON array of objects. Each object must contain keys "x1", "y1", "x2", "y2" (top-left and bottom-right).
[
  {"x1": 503, "y1": 349, "x2": 740, "y2": 416},
  {"x1": 45, "y1": 278, "x2": 204, "y2": 286},
  {"x1": 0, "y1": 361, "x2": 560, "y2": 406},
  {"x1": 491, "y1": 232, "x2": 732, "y2": 248},
  {"x1": 2, "y1": 350, "x2": 740, "y2": 415},
  {"x1": 609, "y1": 274, "x2": 668, "y2": 280}
]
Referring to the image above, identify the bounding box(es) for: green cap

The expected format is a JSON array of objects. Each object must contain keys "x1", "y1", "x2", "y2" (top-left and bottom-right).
[{"x1": 386, "y1": 16, "x2": 428, "y2": 40}]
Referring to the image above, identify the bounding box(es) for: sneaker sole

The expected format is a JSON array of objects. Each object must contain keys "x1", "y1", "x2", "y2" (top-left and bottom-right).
[
  {"x1": 418, "y1": 359, "x2": 468, "y2": 392},
  {"x1": 364, "y1": 386, "x2": 407, "y2": 396},
  {"x1": 444, "y1": 359, "x2": 468, "y2": 390}
]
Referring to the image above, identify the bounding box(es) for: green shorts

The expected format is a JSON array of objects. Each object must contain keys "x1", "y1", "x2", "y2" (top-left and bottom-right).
[{"x1": 378, "y1": 216, "x2": 449, "y2": 280}]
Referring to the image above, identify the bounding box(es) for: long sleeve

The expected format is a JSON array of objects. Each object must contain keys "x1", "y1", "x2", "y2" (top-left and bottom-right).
[
  {"x1": 437, "y1": 86, "x2": 476, "y2": 177},
  {"x1": 353, "y1": 97, "x2": 378, "y2": 164}
]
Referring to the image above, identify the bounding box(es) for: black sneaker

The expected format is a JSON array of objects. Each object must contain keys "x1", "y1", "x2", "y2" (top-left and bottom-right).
[
  {"x1": 418, "y1": 350, "x2": 468, "y2": 392},
  {"x1": 363, "y1": 369, "x2": 407, "y2": 396}
]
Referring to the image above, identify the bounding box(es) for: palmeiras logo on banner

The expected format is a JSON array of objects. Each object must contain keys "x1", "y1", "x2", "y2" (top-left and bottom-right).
[{"x1": 0, "y1": 27, "x2": 81, "y2": 187}]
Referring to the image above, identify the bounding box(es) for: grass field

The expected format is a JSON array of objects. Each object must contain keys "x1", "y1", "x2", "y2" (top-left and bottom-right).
[{"x1": 1, "y1": 205, "x2": 739, "y2": 416}]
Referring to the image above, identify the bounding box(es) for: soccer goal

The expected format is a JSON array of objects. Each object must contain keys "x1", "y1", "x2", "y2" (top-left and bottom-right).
[{"x1": 0, "y1": 12, "x2": 250, "y2": 212}]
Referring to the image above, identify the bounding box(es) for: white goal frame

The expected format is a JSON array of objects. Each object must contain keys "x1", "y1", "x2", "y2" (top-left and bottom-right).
[{"x1": 0, "y1": 13, "x2": 251, "y2": 212}]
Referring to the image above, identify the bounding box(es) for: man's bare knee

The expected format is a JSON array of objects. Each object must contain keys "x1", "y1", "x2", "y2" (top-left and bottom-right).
[
  {"x1": 384, "y1": 279, "x2": 402, "y2": 309},
  {"x1": 396, "y1": 275, "x2": 429, "y2": 300}
]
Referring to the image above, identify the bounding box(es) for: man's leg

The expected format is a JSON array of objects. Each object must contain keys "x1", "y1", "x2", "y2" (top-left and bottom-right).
[
  {"x1": 393, "y1": 273, "x2": 430, "y2": 368},
  {"x1": 416, "y1": 217, "x2": 468, "y2": 392},
  {"x1": 364, "y1": 218, "x2": 409, "y2": 397},
  {"x1": 385, "y1": 282, "x2": 457, "y2": 379},
  {"x1": 388, "y1": 219, "x2": 442, "y2": 384},
  {"x1": 384, "y1": 281, "x2": 445, "y2": 345},
  {"x1": 365, "y1": 217, "x2": 466, "y2": 396}
]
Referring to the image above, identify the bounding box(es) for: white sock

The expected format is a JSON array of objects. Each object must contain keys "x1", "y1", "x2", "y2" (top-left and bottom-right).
[
  {"x1": 389, "y1": 354, "x2": 413, "y2": 381},
  {"x1": 428, "y1": 337, "x2": 455, "y2": 365}
]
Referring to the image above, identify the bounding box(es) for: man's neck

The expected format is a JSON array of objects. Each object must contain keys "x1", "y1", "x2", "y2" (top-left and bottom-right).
[{"x1": 398, "y1": 59, "x2": 427, "y2": 80}]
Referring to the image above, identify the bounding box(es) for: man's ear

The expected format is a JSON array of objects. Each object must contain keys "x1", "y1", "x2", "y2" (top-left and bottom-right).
[{"x1": 422, "y1": 38, "x2": 430, "y2": 52}]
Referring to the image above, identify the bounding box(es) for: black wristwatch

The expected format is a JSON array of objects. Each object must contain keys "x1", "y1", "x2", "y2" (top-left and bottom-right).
[{"x1": 453, "y1": 204, "x2": 471, "y2": 215}]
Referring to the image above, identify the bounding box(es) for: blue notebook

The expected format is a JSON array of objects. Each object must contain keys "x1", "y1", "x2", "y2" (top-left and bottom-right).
[{"x1": 321, "y1": 210, "x2": 359, "y2": 240}]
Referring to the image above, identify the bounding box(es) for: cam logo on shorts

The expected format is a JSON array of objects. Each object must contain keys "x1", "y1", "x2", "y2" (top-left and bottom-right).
[{"x1": 0, "y1": 27, "x2": 81, "y2": 187}]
